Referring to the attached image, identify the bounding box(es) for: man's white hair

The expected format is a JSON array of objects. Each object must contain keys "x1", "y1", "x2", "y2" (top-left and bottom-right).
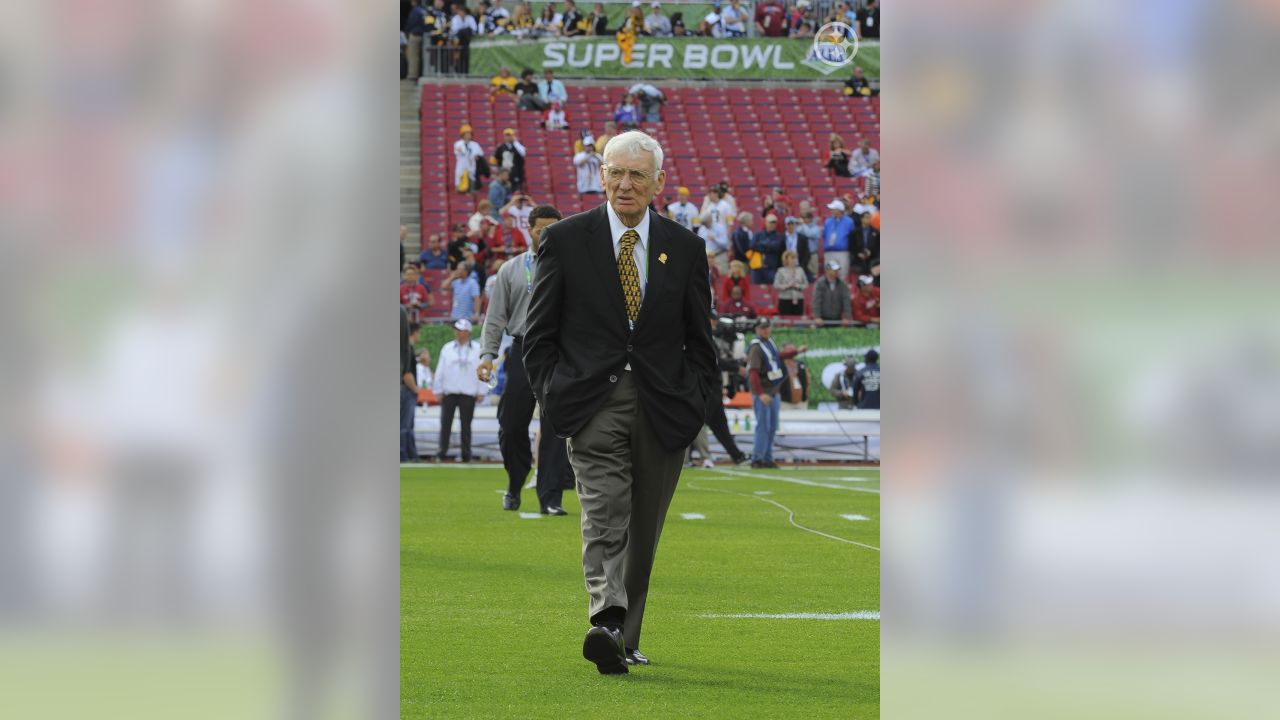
[{"x1": 602, "y1": 130, "x2": 665, "y2": 173}]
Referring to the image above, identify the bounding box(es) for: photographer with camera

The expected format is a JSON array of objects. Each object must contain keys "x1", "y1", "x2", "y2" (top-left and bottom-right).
[{"x1": 746, "y1": 319, "x2": 806, "y2": 468}]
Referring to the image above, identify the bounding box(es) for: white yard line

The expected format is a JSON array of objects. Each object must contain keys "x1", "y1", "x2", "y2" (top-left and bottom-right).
[
  {"x1": 699, "y1": 612, "x2": 880, "y2": 621},
  {"x1": 685, "y1": 481, "x2": 880, "y2": 552},
  {"x1": 703, "y1": 467, "x2": 880, "y2": 494},
  {"x1": 681, "y1": 513, "x2": 706, "y2": 520},
  {"x1": 518, "y1": 512, "x2": 542, "y2": 519},
  {"x1": 840, "y1": 514, "x2": 870, "y2": 521}
]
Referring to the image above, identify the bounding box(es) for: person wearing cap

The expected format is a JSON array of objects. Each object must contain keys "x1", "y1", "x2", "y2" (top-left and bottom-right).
[
  {"x1": 853, "y1": 349, "x2": 880, "y2": 409},
  {"x1": 522, "y1": 129, "x2": 716, "y2": 673},
  {"x1": 781, "y1": 214, "x2": 811, "y2": 277},
  {"x1": 812, "y1": 261, "x2": 852, "y2": 326},
  {"x1": 492, "y1": 128, "x2": 527, "y2": 191},
  {"x1": 477, "y1": 204, "x2": 574, "y2": 515},
  {"x1": 851, "y1": 275, "x2": 880, "y2": 326},
  {"x1": 432, "y1": 319, "x2": 486, "y2": 462},
  {"x1": 626, "y1": 82, "x2": 666, "y2": 122},
  {"x1": 754, "y1": 0, "x2": 788, "y2": 37},
  {"x1": 822, "y1": 198, "x2": 854, "y2": 276},
  {"x1": 773, "y1": 249, "x2": 808, "y2": 316},
  {"x1": 453, "y1": 125, "x2": 486, "y2": 194},
  {"x1": 830, "y1": 356, "x2": 859, "y2": 409},
  {"x1": 643, "y1": 3, "x2": 672, "y2": 37},
  {"x1": 750, "y1": 213, "x2": 785, "y2": 284},
  {"x1": 573, "y1": 138, "x2": 603, "y2": 195},
  {"x1": 665, "y1": 185, "x2": 698, "y2": 232},
  {"x1": 746, "y1": 319, "x2": 806, "y2": 468}
]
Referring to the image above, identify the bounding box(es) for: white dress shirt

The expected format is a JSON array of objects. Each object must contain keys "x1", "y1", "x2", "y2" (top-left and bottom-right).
[{"x1": 432, "y1": 339, "x2": 486, "y2": 396}]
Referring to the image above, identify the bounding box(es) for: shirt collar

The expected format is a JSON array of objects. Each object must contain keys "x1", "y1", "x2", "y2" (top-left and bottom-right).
[{"x1": 605, "y1": 200, "x2": 650, "y2": 253}]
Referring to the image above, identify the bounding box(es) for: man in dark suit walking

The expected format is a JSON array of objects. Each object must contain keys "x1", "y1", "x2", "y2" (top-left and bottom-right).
[{"x1": 523, "y1": 130, "x2": 716, "y2": 674}]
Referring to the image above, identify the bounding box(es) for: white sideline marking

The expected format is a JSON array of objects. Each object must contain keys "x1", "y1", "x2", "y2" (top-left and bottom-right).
[
  {"x1": 685, "y1": 481, "x2": 880, "y2": 552},
  {"x1": 700, "y1": 612, "x2": 880, "y2": 621},
  {"x1": 781, "y1": 466, "x2": 880, "y2": 473},
  {"x1": 681, "y1": 513, "x2": 706, "y2": 520},
  {"x1": 835, "y1": 476, "x2": 877, "y2": 483},
  {"x1": 840, "y1": 514, "x2": 870, "y2": 521},
  {"x1": 518, "y1": 512, "x2": 542, "y2": 519},
  {"x1": 401, "y1": 463, "x2": 506, "y2": 469},
  {"x1": 753, "y1": 491, "x2": 773, "y2": 495},
  {"x1": 708, "y1": 468, "x2": 880, "y2": 494}
]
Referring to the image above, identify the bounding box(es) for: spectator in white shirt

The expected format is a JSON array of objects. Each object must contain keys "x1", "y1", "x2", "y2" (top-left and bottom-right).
[
  {"x1": 665, "y1": 185, "x2": 699, "y2": 231},
  {"x1": 643, "y1": 3, "x2": 672, "y2": 36},
  {"x1": 573, "y1": 139, "x2": 603, "y2": 194},
  {"x1": 543, "y1": 101, "x2": 569, "y2": 130},
  {"x1": 721, "y1": 0, "x2": 747, "y2": 36},
  {"x1": 453, "y1": 124, "x2": 486, "y2": 193},
  {"x1": 432, "y1": 318, "x2": 487, "y2": 462},
  {"x1": 700, "y1": 186, "x2": 734, "y2": 268},
  {"x1": 627, "y1": 82, "x2": 666, "y2": 121},
  {"x1": 850, "y1": 139, "x2": 880, "y2": 172}
]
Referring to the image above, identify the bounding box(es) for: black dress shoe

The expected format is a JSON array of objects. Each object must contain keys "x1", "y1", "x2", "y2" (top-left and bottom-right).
[
  {"x1": 764, "y1": 460, "x2": 780, "y2": 469},
  {"x1": 750, "y1": 460, "x2": 763, "y2": 468},
  {"x1": 624, "y1": 648, "x2": 650, "y2": 666},
  {"x1": 502, "y1": 494, "x2": 520, "y2": 511},
  {"x1": 582, "y1": 626, "x2": 627, "y2": 675},
  {"x1": 541, "y1": 505, "x2": 568, "y2": 516}
]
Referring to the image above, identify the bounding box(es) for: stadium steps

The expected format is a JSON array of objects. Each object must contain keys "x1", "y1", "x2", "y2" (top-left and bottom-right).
[{"x1": 401, "y1": 81, "x2": 422, "y2": 257}]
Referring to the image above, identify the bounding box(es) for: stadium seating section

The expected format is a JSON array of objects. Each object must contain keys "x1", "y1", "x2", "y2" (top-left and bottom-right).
[{"x1": 418, "y1": 83, "x2": 879, "y2": 318}]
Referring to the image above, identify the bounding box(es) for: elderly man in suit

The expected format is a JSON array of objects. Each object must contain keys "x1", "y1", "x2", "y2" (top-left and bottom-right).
[{"x1": 523, "y1": 130, "x2": 716, "y2": 674}]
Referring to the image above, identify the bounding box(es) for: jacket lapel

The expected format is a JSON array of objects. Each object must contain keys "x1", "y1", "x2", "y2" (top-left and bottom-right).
[
  {"x1": 585, "y1": 204, "x2": 630, "y2": 326},
  {"x1": 634, "y1": 212, "x2": 670, "y2": 330}
]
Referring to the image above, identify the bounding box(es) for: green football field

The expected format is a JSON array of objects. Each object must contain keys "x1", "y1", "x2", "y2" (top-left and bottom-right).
[{"x1": 402, "y1": 464, "x2": 880, "y2": 719}]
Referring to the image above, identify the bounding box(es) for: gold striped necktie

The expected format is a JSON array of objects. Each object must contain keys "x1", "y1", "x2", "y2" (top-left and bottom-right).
[{"x1": 617, "y1": 229, "x2": 642, "y2": 322}]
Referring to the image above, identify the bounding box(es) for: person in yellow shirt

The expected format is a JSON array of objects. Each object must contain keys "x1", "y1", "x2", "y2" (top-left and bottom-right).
[
  {"x1": 489, "y1": 66, "x2": 518, "y2": 102},
  {"x1": 616, "y1": 6, "x2": 644, "y2": 64}
]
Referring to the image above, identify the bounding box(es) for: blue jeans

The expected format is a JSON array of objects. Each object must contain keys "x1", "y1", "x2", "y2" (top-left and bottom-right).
[
  {"x1": 752, "y1": 393, "x2": 781, "y2": 462},
  {"x1": 400, "y1": 385, "x2": 419, "y2": 461}
]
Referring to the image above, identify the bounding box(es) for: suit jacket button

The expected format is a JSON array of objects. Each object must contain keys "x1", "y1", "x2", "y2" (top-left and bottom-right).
[
  {"x1": 626, "y1": 345, "x2": 634, "y2": 352},
  {"x1": 609, "y1": 374, "x2": 618, "y2": 383}
]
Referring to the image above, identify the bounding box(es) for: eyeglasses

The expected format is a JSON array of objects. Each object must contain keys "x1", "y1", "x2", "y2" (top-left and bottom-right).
[{"x1": 603, "y1": 164, "x2": 654, "y2": 185}]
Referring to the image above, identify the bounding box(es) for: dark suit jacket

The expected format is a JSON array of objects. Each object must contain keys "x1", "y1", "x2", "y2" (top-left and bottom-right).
[{"x1": 523, "y1": 203, "x2": 717, "y2": 451}]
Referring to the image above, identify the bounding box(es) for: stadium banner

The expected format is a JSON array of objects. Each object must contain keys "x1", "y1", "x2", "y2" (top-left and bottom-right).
[
  {"x1": 469, "y1": 37, "x2": 880, "y2": 81},
  {"x1": 417, "y1": 323, "x2": 879, "y2": 407}
]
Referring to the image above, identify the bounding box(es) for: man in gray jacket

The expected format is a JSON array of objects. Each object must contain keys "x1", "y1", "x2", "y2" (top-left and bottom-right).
[
  {"x1": 476, "y1": 204, "x2": 573, "y2": 515},
  {"x1": 811, "y1": 261, "x2": 852, "y2": 325}
]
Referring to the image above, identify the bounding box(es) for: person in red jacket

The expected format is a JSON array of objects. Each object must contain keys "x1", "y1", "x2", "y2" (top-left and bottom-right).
[
  {"x1": 852, "y1": 275, "x2": 880, "y2": 326},
  {"x1": 720, "y1": 259, "x2": 751, "y2": 306}
]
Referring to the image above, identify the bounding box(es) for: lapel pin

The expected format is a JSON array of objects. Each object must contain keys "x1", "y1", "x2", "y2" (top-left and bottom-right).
[{"x1": 658, "y1": 253, "x2": 668, "y2": 264}]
